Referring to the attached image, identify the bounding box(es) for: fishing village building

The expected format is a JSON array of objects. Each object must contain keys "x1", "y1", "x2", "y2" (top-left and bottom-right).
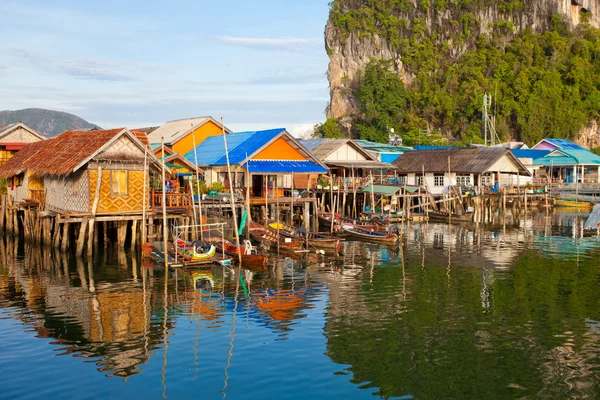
[
  {"x1": 0, "y1": 128, "x2": 171, "y2": 254},
  {"x1": 392, "y1": 147, "x2": 531, "y2": 195},
  {"x1": 186, "y1": 128, "x2": 328, "y2": 226},
  {"x1": 0, "y1": 123, "x2": 46, "y2": 166},
  {"x1": 353, "y1": 139, "x2": 412, "y2": 163},
  {"x1": 147, "y1": 116, "x2": 231, "y2": 156},
  {"x1": 300, "y1": 138, "x2": 395, "y2": 188},
  {"x1": 150, "y1": 145, "x2": 203, "y2": 190}
]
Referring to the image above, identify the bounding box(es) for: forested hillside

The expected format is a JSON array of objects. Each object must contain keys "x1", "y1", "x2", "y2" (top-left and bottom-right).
[{"x1": 323, "y1": 0, "x2": 600, "y2": 147}]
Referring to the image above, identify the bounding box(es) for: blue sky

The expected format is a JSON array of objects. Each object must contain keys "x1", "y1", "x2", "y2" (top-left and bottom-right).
[{"x1": 0, "y1": 0, "x2": 331, "y2": 136}]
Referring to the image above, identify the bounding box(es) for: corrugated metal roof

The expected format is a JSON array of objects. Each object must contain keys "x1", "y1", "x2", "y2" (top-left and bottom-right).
[
  {"x1": 511, "y1": 149, "x2": 550, "y2": 160},
  {"x1": 299, "y1": 138, "x2": 326, "y2": 152},
  {"x1": 533, "y1": 148, "x2": 600, "y2": 166},
  {"x1": 414, "y1": 145, "x2": 459, "y2": 150},
  {"x1": 147, "y1": 116, "x2": 231, "y2": 145},
  {"x1": 362, "y1": 185, "x2": 402, "y2": 195},
  {"x1": 184, "y1": 131, "x2": 254, "y2": 165},
  {"x1": 540, "y1": 138, "x2": 585, "y2": 150},
  {"x1": 219, "y1": 128, "x2": 286, "y2": 164},
  {"x1": 393, "y1": 147, "x2": 530, "y2": 175},
  {"x1": 354, "y1": 139, "x2": 412, "y2": 153},
  {"x1": 243, "y1": 160, "x2": 327, "y2": 173}
]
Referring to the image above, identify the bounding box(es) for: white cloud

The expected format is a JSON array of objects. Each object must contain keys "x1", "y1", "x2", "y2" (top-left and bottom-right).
[{"x1": 216, "y1": 36, "x2": 321, "y2": 51}]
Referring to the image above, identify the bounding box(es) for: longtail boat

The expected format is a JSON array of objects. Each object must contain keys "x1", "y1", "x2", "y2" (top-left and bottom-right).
[
  {"x1": 248, "y1": 221, "x2": 304, "y2": 251},
  {"x1": 204, "y1": 234, "x2": 269, "y2": 268},
  {"x1": 554, "y1": 198, "x2": 593, "y2": 210},
  {"x1": 341, "y1": 224, "x2": 398, "y2": 243},
  {"x1": 426, "y1": 210, "x2": 473, "y2": 223},
  {"x1": 268, "y1": 220, "x2": 342, "y2": 253},
  {"x1": 176, "y1": 240, "x2": 217, "y2": 263}
]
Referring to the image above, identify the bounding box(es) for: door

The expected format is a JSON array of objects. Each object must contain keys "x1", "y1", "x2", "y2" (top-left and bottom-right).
[{"x1": 252, "y1": 175, "x2": 263, "y2": 197}]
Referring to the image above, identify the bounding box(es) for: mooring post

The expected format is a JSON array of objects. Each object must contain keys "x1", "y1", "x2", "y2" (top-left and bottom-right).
[{"x1": 76, "y1": 217, "x2": 88, "y2": 257}]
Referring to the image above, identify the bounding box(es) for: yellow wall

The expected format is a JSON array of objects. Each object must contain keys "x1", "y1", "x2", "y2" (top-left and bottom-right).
[
  {"x1": 253, "y1": 137, "x2": 307, "y2": 160},
  {"x1": 172, "y1": 120, "x2": 224, "y2": 155},
  {"x1": 89, "y1": 170, "x2": 147, "y2": 214}
]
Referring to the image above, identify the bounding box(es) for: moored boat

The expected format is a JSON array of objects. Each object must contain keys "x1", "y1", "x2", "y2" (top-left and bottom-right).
[
  {"x1": 341, "y1": 224, "x2": 398, "y2": 243},
  {"x1": 248, "y1": 221, "x2": 304, "y2": 251},
  {"x1": 204, "y1": 234, "x2": 269, "y2": 268},
  {"x1": 554, "y1": 198, "x2": 593, "y2": 210},
  {"x1": 427, "y1": 210, "x2": 473, "y2": 223}
]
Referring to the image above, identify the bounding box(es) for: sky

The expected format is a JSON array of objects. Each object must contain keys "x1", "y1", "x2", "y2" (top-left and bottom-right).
[{"x1": 0, "y1": 0, "x2": 331, "y2": 137}]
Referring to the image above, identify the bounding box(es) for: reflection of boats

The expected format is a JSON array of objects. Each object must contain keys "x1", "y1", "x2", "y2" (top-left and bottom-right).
[
  {"x1": 554, "y1": 199, "x2": 593, "y2": 210},
  {"x1": 341, "y1": 224, "x2": 398, "y2": 243},
  {"x1": 427, "y1": 211, "x2": 473, "y2": 223},
  {"x1": 255, "y1": 289, "x2": 305, "y2": 322},
  {"x1": 248, "y1": 221, "x2": 304, "y2": 251},
  {"x1": 191, "y1": 271, "x2": 215, "y2": 291}
]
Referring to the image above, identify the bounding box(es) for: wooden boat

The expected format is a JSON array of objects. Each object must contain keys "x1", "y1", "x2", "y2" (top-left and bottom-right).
[
  {"x1": 554, "y1": 198, "x2": 593, "y2": 210},
  {"x1": 204, "y1": 234, "x2": 269, "y2": 268},
  {"x1": 248, "y1": 221, "x2": 304, "y2": 251},
  {"x1": 268, "y1": 220, "x2": 342, "y2": 253},
  {"x1": 176, "y1": 240, "x2": 217, "y2": 263},
  {"x1": 426, "y1": 210, "x2": 473, "y2": 223},
  {"x1": 341, "y1": 224, "x2": 398, "y2": 243}
]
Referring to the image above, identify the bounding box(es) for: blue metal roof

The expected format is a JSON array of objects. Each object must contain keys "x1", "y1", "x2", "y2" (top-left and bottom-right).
[
  {"x1": 414, "y1": 145, "x2": 459, "y2": 151},
  {"x1": 300, "y1": 138, "x2": 326, "y2": 152},
  {"x1": 218, "y1": 128, "x2": 285, "y2": 165},
  {"x1": 511, "y1": 149, "x2": 550, "y2": 160},
  {"x1": 533, "y1": 148, "x2": 600, "y2": 166},
  {"x1": 542, "y1": 138, "x2": 585, "y2": 150},
  {"x1": 381, "y1": 153, "x2": 402, "y2": 163},
  {"x1": 184, "y1": 128, "x2": 286, "y2": 166},
  {"x1": 244, "y1": 160, "x2": 327, "y2": 173}
]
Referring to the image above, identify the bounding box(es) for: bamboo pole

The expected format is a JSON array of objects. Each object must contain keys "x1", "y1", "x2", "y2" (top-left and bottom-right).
[
  {"x1": 191, "y1": 123, "x2": 204, "y2": 239},
  {"x1": 448, "y1": 156, "x2": 452, "y2": 225},
  {"x1": 221, "y1": 116, "x2": 242, "y2": 265},
  {"x1": 142, "y1": 148, "x2": 147, "y2": 244},
  {"x1": 87, "y1": 166, "x2": 102, "y2": 257},
  {"x1": 290, "y1": 172, "x2": 294, "y2": 226},
  {"x1": 329, "y1": 174, "x2": 334, "y2": 234},
  {"x1": 161, "y1": 137, "x2": 169, "y2": 270}
]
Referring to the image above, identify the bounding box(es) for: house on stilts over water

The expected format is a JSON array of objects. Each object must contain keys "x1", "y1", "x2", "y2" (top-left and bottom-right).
[
  {"x1": 0, "y1": 122, "x2": 46, "y2": 166},
  {"x1": 0, "y1": 128, "x2": 168, "y2": 252}
]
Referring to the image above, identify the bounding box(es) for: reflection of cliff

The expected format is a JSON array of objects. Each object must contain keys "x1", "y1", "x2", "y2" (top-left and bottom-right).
[{"x1": 323, "y1": 231, "x2": 600, "y2": 399}]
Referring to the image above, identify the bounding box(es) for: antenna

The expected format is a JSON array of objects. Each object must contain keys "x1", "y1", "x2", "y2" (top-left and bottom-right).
[{"x1": 483, "y1": 92, "x2": 500, "y2": 146}]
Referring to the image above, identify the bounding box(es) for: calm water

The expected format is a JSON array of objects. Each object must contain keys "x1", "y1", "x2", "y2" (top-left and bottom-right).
[{"x1": 2, "y1": 211, "x2": 600, "y2": 399}]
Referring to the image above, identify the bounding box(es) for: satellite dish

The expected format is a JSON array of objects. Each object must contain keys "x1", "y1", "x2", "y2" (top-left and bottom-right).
[{"x1": 390, "y1": 128, "x2": 395, "y2": 133}]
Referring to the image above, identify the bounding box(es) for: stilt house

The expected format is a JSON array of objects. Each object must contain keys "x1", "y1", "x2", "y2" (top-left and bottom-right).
[
  {"x1": 392, "y1": 148, "x2": 530, "y2": 195},
  {"x1": 185, "y1": 128, "x2": 328, "y2": 197},
  {"x1": 147, "y1": 116, "x2": 231, "y2": 156},
  {"x1": 0, "y1": 128, "x2": 163, "y2": 215},
  {"x1": 0, "y1": 123, "x2": 46, "y2": 166}
]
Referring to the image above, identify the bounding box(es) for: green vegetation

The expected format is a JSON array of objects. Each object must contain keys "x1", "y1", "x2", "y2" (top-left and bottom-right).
[
  {"x1": 329, "y1": 1, "x2": 600, "y2": 145},
  {"x1": 313, "y1": 118, "x2": 345, "y2": 138},
  {"x1": 354, "y1": 59, "x2": 446, "y2": 145}
]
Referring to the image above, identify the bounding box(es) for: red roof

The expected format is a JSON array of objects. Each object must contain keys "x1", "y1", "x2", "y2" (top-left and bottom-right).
[{"x1": 0, "y1": 128, "x2": 127, "y2": 177}]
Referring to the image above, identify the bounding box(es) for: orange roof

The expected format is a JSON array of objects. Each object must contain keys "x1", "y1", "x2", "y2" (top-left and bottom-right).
[{"x1": 0, "y1": 128, "x2": 127, "y2": 178}]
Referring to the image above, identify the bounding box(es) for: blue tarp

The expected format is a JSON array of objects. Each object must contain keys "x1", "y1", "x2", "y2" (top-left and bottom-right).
[{"x1": 244, "y1": 160, "x2": 327, "y2": 173}]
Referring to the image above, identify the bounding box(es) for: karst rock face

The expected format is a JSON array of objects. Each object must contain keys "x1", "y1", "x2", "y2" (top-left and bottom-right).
[{"x1": 326, "y1": 0, "x2": 600, "y2": 141}]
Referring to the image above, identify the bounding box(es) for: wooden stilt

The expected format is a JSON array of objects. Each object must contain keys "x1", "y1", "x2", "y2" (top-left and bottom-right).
[
  {"x1": 76, "y1": 218, "x2": 88, "y2": 257},
  {"x1": 131, "y1": 219, "x2": 138, "y2": 249}
]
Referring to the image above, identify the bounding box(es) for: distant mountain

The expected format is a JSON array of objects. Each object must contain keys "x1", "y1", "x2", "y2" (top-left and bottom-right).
[{"x1": 0, "y1": 108, "x2": 101, "y2": 138}]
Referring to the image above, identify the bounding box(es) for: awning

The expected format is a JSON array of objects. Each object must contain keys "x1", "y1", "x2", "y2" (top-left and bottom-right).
[
  {"x1": 326, "y1": 160, "x2": 396, "y2": 169},
  {"x1": 362, "y1": 184, "x2": 403, "y2": 195},
  {"x1": 244, "y1": 160, "x2": 328, "y2": 173}
]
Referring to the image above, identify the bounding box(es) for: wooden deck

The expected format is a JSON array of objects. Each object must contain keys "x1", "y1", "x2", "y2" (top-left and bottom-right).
[{"x1": 249, "y1": 196, "x2": 316, "y2": 205}]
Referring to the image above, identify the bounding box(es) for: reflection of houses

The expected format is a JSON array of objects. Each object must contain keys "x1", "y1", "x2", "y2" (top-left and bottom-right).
[
  {"x1": 147, "y1": 116, "x2": 231, "y2": 156},
  {"x1": 185, "y1": 128, "x2": 327, "y2": 196},
  {"x1": 0, "y1": 128, "x2": 163, "y2": 214},
  {"x1": 0, "y1": 123, "x2": 46, "y2": 166},
  {"x1": 393, "y1": 148, "x2": 531, "y2": 194},
  {"x1": 300, "y1": 138, "x2": 395, "y2": 187}
]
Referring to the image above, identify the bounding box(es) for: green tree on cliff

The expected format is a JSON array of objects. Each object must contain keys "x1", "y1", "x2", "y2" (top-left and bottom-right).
[{"x1": 313, "y1": 118, "x2": 344, "y2": 138}]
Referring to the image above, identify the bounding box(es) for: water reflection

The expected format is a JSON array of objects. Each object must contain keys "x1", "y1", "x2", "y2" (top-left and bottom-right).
[{"x1": 1, "y1": 210, "x2": 600, "y2": 399}]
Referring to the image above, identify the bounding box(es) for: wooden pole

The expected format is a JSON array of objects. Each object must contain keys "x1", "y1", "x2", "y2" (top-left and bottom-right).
[
  {"x1": 290, "y1": 173, "x2": 294, "y2": 226},
  {"x1": 161, "y1": 137, "x2": 169, "y2": 270},
  {"x1": 448, "y1": 156, "x2": 452, "y2": 225},
  {"x1": 369, "y1": 170, "x2": 375, "y2": 213},
  {"x1": 142, "y1": 148, "x2": 147, "y2": 244},
  {"x1": 221, "y1": 116, "x2": 242, "y2": 265},
  {"x1": 76, "y1": 217, "x2": 88, "y2": 257},
  {"x1": 329, "y1": 174, "x2": 334, "y2": 234},
  {"x1": 87, "y1": 166, "x2": 102, "y2": 257},
  {"x1": 191, "y1": 125, "x2": 204, "y2": 239}
]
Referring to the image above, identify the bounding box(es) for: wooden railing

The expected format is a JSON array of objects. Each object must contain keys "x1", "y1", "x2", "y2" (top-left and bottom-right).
[{"x1": 151, "y1": 190, "x2": 192, "y2": 213}]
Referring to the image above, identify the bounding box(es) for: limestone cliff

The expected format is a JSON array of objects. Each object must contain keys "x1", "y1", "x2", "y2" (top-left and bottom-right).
[{"x1": 326, "y1": 0, "x2": 600, "y2": 144}]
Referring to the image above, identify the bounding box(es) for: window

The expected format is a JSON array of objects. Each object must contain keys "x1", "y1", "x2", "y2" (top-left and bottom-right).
[
  {"x1": 415, "y1": 175, "x2": 424, "y2": 186},
  {"x1": 481, "y1": 175, "x2": 492, "y2": 186},
  {"x1": 456, "y1": 174, "x2": 471, "y2": 185},
  {"x1": 434, "y1": 174, "x2": 444, "y2": 187},
  {"x1": 110, "y1": 170, "x2": 128, "y2": 196}
]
